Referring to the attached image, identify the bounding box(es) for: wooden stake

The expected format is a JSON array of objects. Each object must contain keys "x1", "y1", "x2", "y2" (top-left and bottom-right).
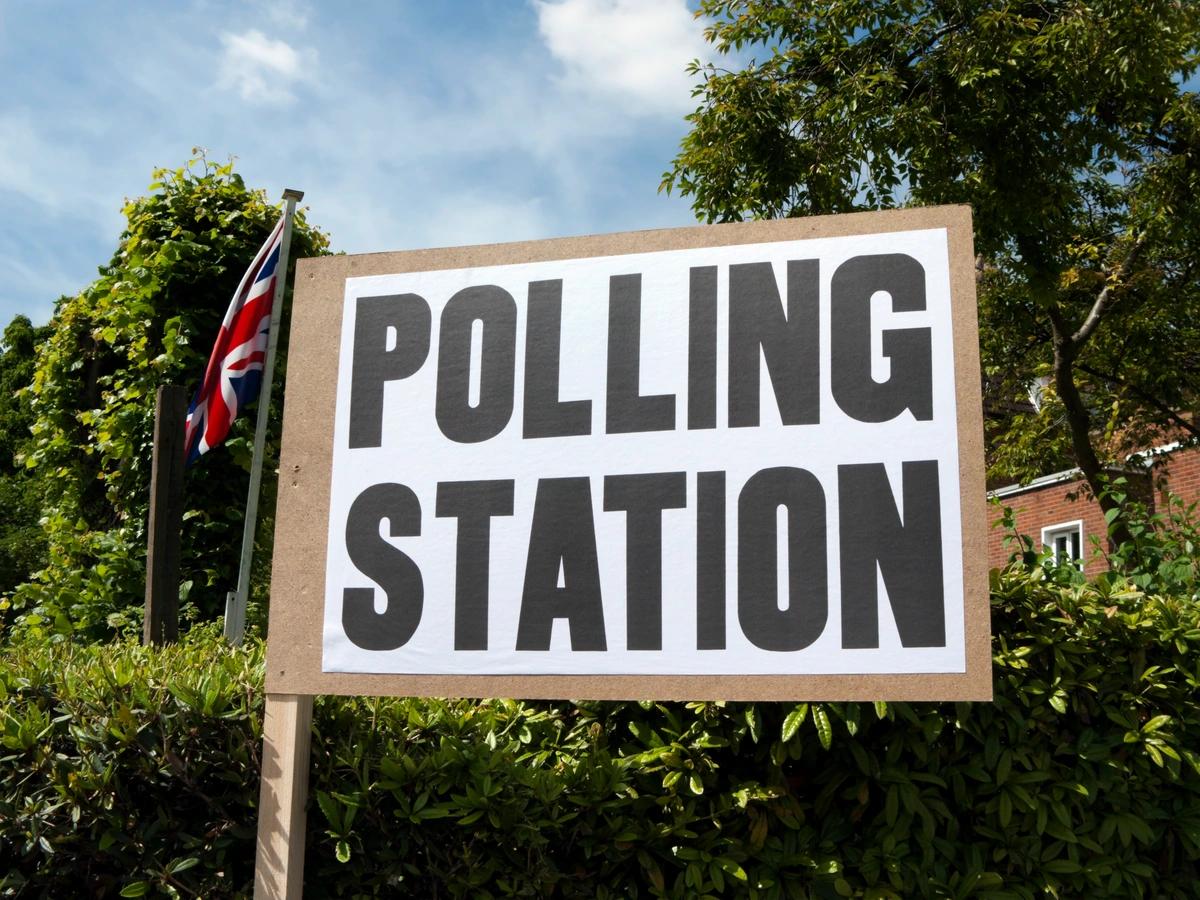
[
  {"x1": 255, "y1": 693, "x2": 314, "y2": 899},
  {"x1": 144, "y1": 384, "x2": 188, "y2": 645}
]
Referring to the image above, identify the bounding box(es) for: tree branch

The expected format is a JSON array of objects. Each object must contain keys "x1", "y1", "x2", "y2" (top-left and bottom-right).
[
  {"x1": 898, "y1": 18, "x2": 968, "y2": 68},
  {"x1": 1071, "y1": 233, "x2": 1147, "y2": 346},
  {"x1": 1044, "y1": 297, "x2": 1069, "y2": 339},
  {"x1": 1075, "y1": 361, "x2": 1200, "y2": 443}
]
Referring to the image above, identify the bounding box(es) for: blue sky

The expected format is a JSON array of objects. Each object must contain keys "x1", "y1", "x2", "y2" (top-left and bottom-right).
[{"x1": 0, "y1": 0, "x2": 711, "y2": 325}]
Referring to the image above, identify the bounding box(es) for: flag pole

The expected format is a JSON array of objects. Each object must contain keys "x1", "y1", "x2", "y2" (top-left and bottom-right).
[{"x1": 224, "y1": 188, "x2": 304, "y2": 645}]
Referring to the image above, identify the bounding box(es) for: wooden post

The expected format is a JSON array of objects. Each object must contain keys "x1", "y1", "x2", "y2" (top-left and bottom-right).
[
  {"x1": 144, "y1": 384, "x2": 188, "y2": 645},
  {"x1": 255, "y1": 693, "x2": 314, "y2": 899}
]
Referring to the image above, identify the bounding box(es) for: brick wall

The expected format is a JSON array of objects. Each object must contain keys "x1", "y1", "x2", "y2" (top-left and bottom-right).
[
  {"x1": 986, "y1": 445, "x2": 1200, "y2": 576},
  {"x1": 988, "y1": 476, "x2": 1113, "y2": 578},
  {"x1": 1149, "y1": 447, "x2": 1200, "y2": 511}
]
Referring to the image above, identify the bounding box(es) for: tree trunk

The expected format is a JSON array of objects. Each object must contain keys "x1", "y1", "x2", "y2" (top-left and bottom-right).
[{"x1": 1050, "y1": 320, "x2": 1133, "y2": 550}]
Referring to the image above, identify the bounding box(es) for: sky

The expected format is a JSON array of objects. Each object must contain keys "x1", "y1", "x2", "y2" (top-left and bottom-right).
[{"x1": 0, "y1": 0, "x2": 714, "y2": 325}]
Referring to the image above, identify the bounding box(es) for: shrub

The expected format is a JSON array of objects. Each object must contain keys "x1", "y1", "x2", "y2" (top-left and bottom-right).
[
  {"x1": 0, "y1": 625, "x2": 263, "y2": 897},
  {"x1": 3, "y1": 570, "x2": 1199, "y2": 898},
  {"x1": 0, "y1": 315, "x2": 51, "y2": 599},
  {"x1": 1099, "y1": 481, "x2": 1200, "y2": 600},
  {"x1": 5, "y1": 157, "x2": 329, "y2": 641}
]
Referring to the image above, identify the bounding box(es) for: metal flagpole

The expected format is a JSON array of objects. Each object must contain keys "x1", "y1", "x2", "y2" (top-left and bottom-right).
[{"x1": 224, "y1": 188, "x2": 304, "y2": 645}]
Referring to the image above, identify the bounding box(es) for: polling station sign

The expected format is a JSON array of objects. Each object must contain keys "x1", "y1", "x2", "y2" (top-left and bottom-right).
[{"x1": 265, "y1": 206, "x2": 990, "y2": 700}]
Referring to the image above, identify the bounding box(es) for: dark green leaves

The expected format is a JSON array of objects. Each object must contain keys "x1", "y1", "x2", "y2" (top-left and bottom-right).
[{"x1": 4, "y1": 570, "x2": 1199, "y2": 897}]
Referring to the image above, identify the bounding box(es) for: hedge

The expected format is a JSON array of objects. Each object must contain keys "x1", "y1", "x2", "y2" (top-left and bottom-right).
[{"x1": 2, "y1": 569, "x2": 1199, "y2": 898}]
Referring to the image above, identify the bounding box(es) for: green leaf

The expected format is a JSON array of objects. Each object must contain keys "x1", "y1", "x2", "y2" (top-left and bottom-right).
[
  {"x1": 813, "y1": 705, "x2": 833, "y2": 750},
  {"x1": 717, "y1": 857, "x2": 747, "y2": 881},
  {"x1": 1043, "y1": 859, "x2": 1082, "y2": 874},
  {"x1": 120, "y1": 884, "x2": 149, "y2": 898},
  {"x1": 781, "y1": 703, "x2": 808, "y2": 741},
  {"x1": 996, "y1": 750, "x2": 1012, "y2": 785},
  {"x1": 316, "y1": 790, "x2": 342, "y2": 831},
  {"x1": 166, "y1": 857, "x2": 199, "y2": 875},
  {"x1": 745, "y1": 705, "x2": 761, "y2": 743}
]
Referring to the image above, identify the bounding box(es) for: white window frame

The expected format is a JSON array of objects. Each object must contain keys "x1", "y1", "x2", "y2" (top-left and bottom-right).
[{"x1": 1041, "y1": 519, "x2": 1084, "y2": 567}]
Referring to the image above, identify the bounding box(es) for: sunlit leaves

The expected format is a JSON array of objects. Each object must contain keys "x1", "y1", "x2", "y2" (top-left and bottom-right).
[
  {"x1": 6, "y1": 156, "x2": 329, "y2": 640},
  {"x1": 667, "y1": 0, "x2": 1200, "y2": 495}
]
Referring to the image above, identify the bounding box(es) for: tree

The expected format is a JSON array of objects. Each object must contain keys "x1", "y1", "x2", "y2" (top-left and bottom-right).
[
  {"x1": 664, "y1": 0, "x2": 1200, "y2": 526},
  {"x1": 7, "y1": 157, "x2": 329, "y2": 640},
  {"x1": 0, "y1": 315, "x2": 51, "y2": 600}
]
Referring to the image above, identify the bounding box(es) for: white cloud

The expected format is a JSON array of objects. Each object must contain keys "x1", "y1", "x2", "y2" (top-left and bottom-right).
[
  {"x1": 0, "y1": 2, "x2": 703, "y2": 326},
  {"x1": 534, "y1": 0, "x2": 706, "y2": 116},
  {"x1": 217, "y1": 30, "x2": 313, "y2": 103},
  {"x1": 255, "y1": 0, "x2": 311, "y2": 30}
]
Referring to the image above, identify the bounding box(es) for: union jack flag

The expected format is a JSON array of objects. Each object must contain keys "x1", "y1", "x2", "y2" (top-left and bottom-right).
[{"x1": 183, "y1": 215, "x2": 285, "y2": 465}]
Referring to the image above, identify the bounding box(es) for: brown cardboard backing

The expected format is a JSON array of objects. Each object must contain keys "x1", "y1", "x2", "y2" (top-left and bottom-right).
[{"x1": 265, "y1": 205, "x2": 991, "y2": 700}]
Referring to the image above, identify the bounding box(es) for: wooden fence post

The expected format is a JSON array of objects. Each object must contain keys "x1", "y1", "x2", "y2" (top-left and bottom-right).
[
  {"x1": 144, "y1": 384, "x2": 188, "y2": 645},
  {"x1": 255, "y1": 693, "x2": 314, "y2": 899}
]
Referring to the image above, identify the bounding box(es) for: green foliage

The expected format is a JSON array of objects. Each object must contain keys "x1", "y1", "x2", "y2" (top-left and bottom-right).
[
  {"x1": 4, "y1": 573, "x2": 1199, "y2": 897},
  {"x1": 0, "y1": 626, "x2": 263, "y2": 897},
  {"x1": 5, "y1": 156, "x2": 329, "y2": 641},
  {"x1": 665, "y1": 0, "x2": 1200, "y2": 491},
  {"x1": 0, "y1": 315, "x2": 51, "y2": 600},
  {"x1": 1098, "y1": 482, "x2": 1200, "y2": 598},
  {"x1": 993, "y1": 476, "x2": 1200, "y2": 592},
  {"x1": 993, "y1": 501, "x2": 1111, "y2": 606}
]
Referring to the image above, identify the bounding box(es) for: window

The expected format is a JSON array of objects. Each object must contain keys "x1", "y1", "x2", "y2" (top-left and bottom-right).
[{"x1": 1041, "y1": 520, "x2": 1083, "y2": 567}]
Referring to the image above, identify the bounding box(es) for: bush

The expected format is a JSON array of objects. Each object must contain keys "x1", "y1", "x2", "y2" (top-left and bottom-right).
[
  {"x1": 3, "y1": 570, "x2": 1199, "y2": 898},
  {"x1": 0, "y1": 625, "x2": 262, "y2": 897},
  {"x1": 1099, "y1": 481, "x2": 1200, "y2": 600},
  {"x1": 6, "y1": 157, "x2": 329, "y2": 641},
  {"x1": 0, "y1": 315, "x2": 51, "y2": 598}
]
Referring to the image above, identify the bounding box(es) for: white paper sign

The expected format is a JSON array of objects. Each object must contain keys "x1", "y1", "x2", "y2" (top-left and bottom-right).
[{"x1": 320, "y1": 228, "x2": 964, "y2": 676}]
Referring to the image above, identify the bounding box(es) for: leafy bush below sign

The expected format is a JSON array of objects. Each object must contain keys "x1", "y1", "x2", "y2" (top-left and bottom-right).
[{"x1": 2, "y1": 572, "x2": 1199, "y2": 898}]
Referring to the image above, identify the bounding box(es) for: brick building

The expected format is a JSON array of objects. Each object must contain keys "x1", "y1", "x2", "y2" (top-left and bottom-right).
[{"x1": 986, "y1": 442, "x2": 1200, "y2": 575}]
